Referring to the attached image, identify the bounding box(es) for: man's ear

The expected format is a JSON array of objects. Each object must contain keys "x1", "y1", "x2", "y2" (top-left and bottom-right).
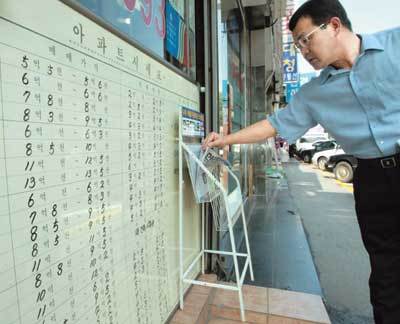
[{"x1": 330, "y1": 17, "x2": 342, "y2": 36}]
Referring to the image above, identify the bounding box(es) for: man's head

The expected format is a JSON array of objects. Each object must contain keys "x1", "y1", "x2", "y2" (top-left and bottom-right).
[{"x1": 289, "y1": 0, "x2": 354, "y2": 70}]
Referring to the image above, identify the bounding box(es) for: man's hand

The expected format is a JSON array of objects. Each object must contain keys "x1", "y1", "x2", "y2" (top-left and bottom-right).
[{"x1": 202, "y1": 132, "x2": 225, "y2": 149}]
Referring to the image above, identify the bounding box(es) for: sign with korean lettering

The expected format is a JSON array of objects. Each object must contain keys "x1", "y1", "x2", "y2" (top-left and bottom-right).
[
  {"x1": 285, "y1": 82, "x2": 301, "y2": 102},
  {"x1": 282, "y1": 0, "x2": 299, "y2": 84},
  {"x1": 282, "y1": 42, "x2": 298, "y2": 83},
  {"x1": 281, "y1": 0, "x2": 296, "y2": 36},
  {"x1": 0, "y1": 0, "x2": 201, "y2": 323}
]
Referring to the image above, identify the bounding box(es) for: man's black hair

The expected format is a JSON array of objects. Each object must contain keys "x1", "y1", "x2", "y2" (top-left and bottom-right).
[{"x1": 289, "y1": 0, "x2": 352, "y2": 32}]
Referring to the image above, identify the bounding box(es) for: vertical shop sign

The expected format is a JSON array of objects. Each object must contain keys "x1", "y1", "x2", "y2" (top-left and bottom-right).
[
  {"x1": 282, "y1": 42, "x2": 298, "y2": 83},
  {"x1": 282, "y1": 0, "x2": 300, "y2": 100},
  {"x1": 286, "y1": 83, "x2": 301, "y2": 102}
]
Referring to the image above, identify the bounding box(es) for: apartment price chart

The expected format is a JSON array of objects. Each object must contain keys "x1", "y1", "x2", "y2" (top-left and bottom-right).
[{"x1": 0, "y1": 1, "x2": 201, "y2": 324}]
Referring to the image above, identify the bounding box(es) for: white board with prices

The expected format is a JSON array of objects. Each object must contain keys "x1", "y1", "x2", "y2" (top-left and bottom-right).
[{"x1": 0, "y1": 1, "x2": 201, "y2": 324}]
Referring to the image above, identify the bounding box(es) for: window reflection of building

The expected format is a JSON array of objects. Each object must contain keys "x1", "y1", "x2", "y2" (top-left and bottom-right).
[{"x1": 217, "y1": 0, "x2": 249, "y2": 195}]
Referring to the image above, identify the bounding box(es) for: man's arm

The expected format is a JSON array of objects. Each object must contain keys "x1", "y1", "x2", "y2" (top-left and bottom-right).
[
  {"x1": 202, "y1": 87, "x2": 316, "y2": 149},
  {"x1": 202, "y1": 119, "x2": 277, "y2": 149}
]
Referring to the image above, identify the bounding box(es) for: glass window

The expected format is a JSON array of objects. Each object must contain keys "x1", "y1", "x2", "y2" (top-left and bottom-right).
[
  {"x1": 165, "y1": 0, "x2": 196, "y2": 78},
  {"x1": 216, "y1": 0, "x2": 249, "y2": 195}
]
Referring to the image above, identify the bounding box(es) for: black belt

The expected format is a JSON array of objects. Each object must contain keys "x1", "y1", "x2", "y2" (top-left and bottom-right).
[{"x1": 357, "y1": 153, "x2": 400, "y2": 169}]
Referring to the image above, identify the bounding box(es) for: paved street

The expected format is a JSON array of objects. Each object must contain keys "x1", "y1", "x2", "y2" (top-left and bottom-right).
[{"x1": 284, "y1": 159, "x2": 374, "y2": 324}]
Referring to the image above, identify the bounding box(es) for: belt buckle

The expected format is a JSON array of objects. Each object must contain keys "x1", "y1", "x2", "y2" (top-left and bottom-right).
[{"x1": 380, "y1": 157, "x2": 396, "y2": 168}]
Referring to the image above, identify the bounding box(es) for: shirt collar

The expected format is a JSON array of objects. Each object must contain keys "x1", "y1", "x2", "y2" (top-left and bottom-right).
[
  {"x1": 360, "y1": 33, "x2": 385, "y2": 52},
  {"x1": 319, "y1": 33, "x2": 385, "y2": 84},
  {"x1": 319, "y1": 66, "x2": 346, "y2": 84}
]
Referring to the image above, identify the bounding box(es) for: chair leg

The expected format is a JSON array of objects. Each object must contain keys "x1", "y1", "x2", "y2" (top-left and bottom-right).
[
  {"x1": 241, "y1": 205, "x2": 254, "y2": 281},
  {"x1": 228, "y1": 217, "x2": 246, "y2": 322},
  {"x1": 201, "y1": 206, "x2": 205, "y2": 274},
  {"x1": 238, "y1": 284, "x2": 246, "y2": 322}
]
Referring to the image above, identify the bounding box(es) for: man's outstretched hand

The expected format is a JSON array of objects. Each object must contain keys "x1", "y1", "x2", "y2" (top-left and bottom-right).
[
  {"x1": 202, "y1": 132, "x2": 226, "y2": 150},
  {"x1": 201, "y1": 120, "x2": 275, "y2": 150}
]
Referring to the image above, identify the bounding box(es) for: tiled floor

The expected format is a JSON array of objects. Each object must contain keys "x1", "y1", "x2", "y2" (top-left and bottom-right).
[{"x1": 169, "y1": 274, "x2": 331, "y2": 324}]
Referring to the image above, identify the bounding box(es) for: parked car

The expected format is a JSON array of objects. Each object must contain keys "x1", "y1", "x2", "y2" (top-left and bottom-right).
[
  {"x1": 297, "y1": 139, "x2": 333, "y2": 161},
  {"x1": 300, "y1": 140, "x2": 337, "y2": 163},
  {"x1": 312, "y1": 146, "x2": 345, "y2": 170},
  {"x1": 295, "y1": 135, "x2": 329, "y2": 155},
  {"x1": 326, "y1": 154, "x2": 358, "y2": 183}
]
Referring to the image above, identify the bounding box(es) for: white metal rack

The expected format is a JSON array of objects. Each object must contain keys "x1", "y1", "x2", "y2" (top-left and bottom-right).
[{"x1": 179, "y1": 140, "x2": 254, "y2": 322}]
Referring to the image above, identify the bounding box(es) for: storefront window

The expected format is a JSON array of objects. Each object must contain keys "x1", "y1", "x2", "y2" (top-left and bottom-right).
[
  {"x1": 165, "y1": 0, "x2": 196, "y2": 78},
  {"x1": 216, "y1": 0, "x2": 249, "y2": 195},
  {"x1": 76, "y1": 0, "x2": 196, "y2": 79}
]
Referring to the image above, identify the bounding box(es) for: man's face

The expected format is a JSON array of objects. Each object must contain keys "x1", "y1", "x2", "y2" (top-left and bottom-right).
[{"x1": 292, "y1": 16, "x2": 337, "y2": 70}]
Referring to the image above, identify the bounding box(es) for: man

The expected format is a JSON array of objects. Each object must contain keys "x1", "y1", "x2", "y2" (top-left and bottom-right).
[{"x1": 202, "y1": 1, "x2": 400, "y2": 323}]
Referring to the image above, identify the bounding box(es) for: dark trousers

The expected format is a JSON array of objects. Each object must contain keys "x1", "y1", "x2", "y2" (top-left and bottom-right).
[{"x1": 353, "y1": 156, "x2": 400, "y2": 324}]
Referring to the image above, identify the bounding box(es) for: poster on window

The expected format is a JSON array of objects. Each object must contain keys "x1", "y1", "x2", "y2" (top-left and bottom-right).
[
  {"x1": 77, "y1": 0, "x2": 166, "y2": 57},
  {"x1": 166, "y1": 0, "x2": 188, "y2": 65}
]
